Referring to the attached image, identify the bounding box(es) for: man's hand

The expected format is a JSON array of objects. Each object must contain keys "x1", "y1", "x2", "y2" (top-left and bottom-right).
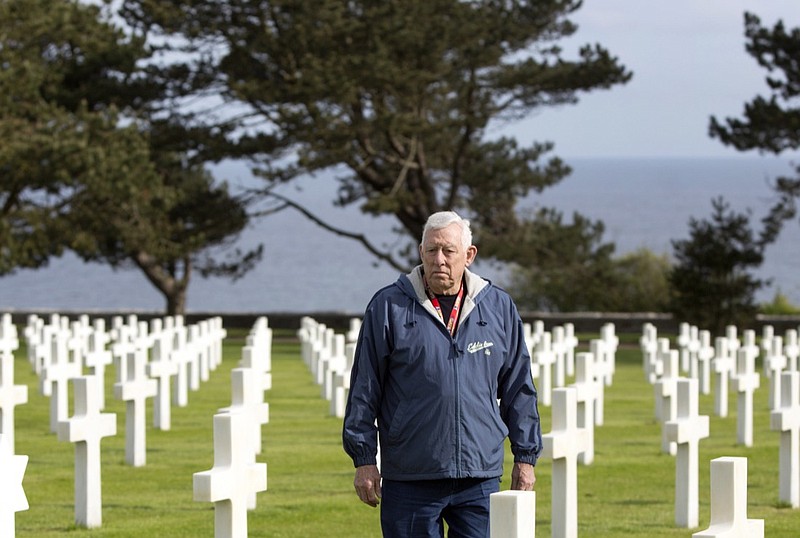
[
  {"x1": 354, "y1": 464, "x2": 382, "y2": 507},
  {"x1": 510, "y1": 462, "x2": 536, "y2": 491}
]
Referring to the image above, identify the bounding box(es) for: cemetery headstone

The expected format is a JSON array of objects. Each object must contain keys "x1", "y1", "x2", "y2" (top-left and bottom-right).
[
  {"x1": 542, "y1": 387, "x2": 589, "y2": 538},
  {"x1": 0, "y1": 328, "x2": 28, "y2": 454},
  {"x1": 147, "y1": 333, "x2": 179, "y2": 431},
  {"x1": 0, "y1": 433, "x2": 28, "y2": 538},
  {"x1": 84, "y1": 319, "x2": 113, "y2": 410},
  {"x1": 57, "y1": 376, "x2": 117, "y2": 528},
  {"x1": 732, "y1": 346, "x2": 760, "y2": 447},
  {"x1": 691, "y1": 457, "x2": 764, "y2": 538},
  {"x1": 654, "y1": 349, "x2": 680, "y2": 455},
  {"x1": 193, "y1": 412, "x2": 267, "y2": 538},
  {"x1": 665, "y1": 378, "x2": 710, "y2": 528},
  {"x1": 785, "y1": 329, "x2": 799, "y2": 372},
  {"x1": 711, "y1": 337, "x2": 733, "y2": 418},
  {"x1": 770, "y1": 370, "x2": 800, "y2": 508},
  {"x1": 764, "y1": 336, "x2": 787, "y2": 411},
  {"x1": 43, "y1": 325, "x2": 81, "y2": 433},
  {"x1": 113, "y1": 346, "x2": 157, "y2": 466},
  {"x1": 571, "y1": 352, "x2": 598, "y2": 465},
  {"x1": 534, "y1": 332, "x2": 555, "y2": 407},
  {"x1": 489, "y1": 490, "x2": 536, "y2": 538}
]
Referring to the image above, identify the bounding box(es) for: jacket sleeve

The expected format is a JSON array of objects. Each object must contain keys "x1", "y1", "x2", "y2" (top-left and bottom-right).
[
  {"x1": 497, "y1": 299, "x2": 542, "y2": 465},
  {"x1": 342, "y1": 299, "x2": 388, "y2": 467}
]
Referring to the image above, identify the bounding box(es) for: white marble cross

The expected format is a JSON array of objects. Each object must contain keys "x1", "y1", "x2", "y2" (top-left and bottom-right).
[
  {"x1": 654, "y1": 349, "x2": 680, "y2": 455},
  {"x1": 552, "y1": 326, "x2": 567, "y2": 388},
  {"x1": 692, "y1": 457, "x2": 764, "y2": 538},
  {"x1": 220, "y1": 367, "x2": 269, "y2": 457},
  {"x1": 0, "y1": 433, "x2": 29, "y2": 538},
  {"x1": 196, "y1": 321, "x2": 211, "y2": 384},
  {"x1": 113, "y1": 347, "x2": 157, "y2": 466},
  {"x1": 322, "y1": 334, "x2": 347, "y2": 402},
  {"x1": 43, "y1": 326, "x2": 82, "y2": 433},
  {"x1": 542, "y1": 387, "x2": 590, "y2": 538},
  {"x1": 171, "y1": 325, "x2": 191, "y2": 407},
  {"x1": 332, "y1": 342, "x2": 356, "y2": 418},
  {"x1": 761, "y1": 324, "x2": 775, "y2": 377},
  {"x1": 111, "y1": 326, "x2": 138, "y2": 385},
  {"x1": 246, "y1": 318, "x2": 272, "y2": 376},
  {"x1": 589, "y1": 339, "x2": 608, "y2": 426},
  {"x1": 490, "y1": 490, "x2": 536, "y2": 538},
  {"x1": 785, "y1": 329, "x2": 800, "y2": 372},
  {"x1": 523, "y1": 321, "x2": 544, "y2": 360},
  {"x1": 346, "y1": 317, "x2": 362, "y2": 344},
  {"x1": 696, "y1": 330, "x2": 714, "y2": 395},
  {"x1": 240, "y1": 344, "x2": 272, "y2": 394},
  {"x1": 770, "y1": 370, "x2": 800, "y2": 508},
  {"x1": 0, "y1": 337, "x2": 28, "y2": 454},
  {"x1": 210, "y1": 317, "x2": 227, "y2": 371},
  {"x1": 665, "y1": 377, "x2": 710, "y2": 528},
  {"x1": 571, "y1": 352, "x2": 598, "y2": 465},
  {"x1": 0, "y1": 314, "x2": 18, "y2": 356},
  {"x1": 22, "y1": 315, "x2": 45, "y2": 376},
  {"x1": 563, "y1": 323, "x2": 578, "y2": 378},
  {"x1": 732, "y1": 347, "x2": 761, "y2": 447},
  {"x1": 677, "y1": 322, "x2": 692, "y2": 374},
  {"x1": 83, "y1": 320, "x2": 112, "y2": 410},
  {"x1": 146, "y1": 333, "x2": 179, "y2": 431},
  {"x1": 764, "y1": 336, "x2": 787, "y2": 411},
  {"x1": 219, "y1": 368, "x2": 269, "y2": 510},
  {"x1": 58, "y1": 375, "x2": 117, "y2": 528},
  {"x1": 640, "y1": 323, "x2": 660, "y2": 384},
  {"x1": 193, "y1": 412, "x2": 267, "y2": 538},
  {"x1": 711, "y1": 336, "x2": 733, "y2": 418},
  {"x1": 67, "y1": 319, "x2": 91, "y2": 372},
  {"x1": 600, "y1": 323, "x2": 618, "y2": 381},
  {"x1": 724, "y1": 325, "x2": 741, "y2": 377},
  {"x1": 534, "y1": 332, "x2": 556, "y2": 406},
  {"x1": 687, "y1": 325, "x2": 701, "y2": 376}
]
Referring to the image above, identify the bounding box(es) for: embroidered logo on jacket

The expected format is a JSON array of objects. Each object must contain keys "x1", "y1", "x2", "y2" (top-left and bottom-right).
[{"x1": 467, "y1": 341, "x2": 494, "y2": 355}]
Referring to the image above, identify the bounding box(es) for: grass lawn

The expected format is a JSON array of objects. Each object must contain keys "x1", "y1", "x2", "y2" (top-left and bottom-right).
[{"x1": 9, "y1": 325, "x2": 800, "y2": 536}]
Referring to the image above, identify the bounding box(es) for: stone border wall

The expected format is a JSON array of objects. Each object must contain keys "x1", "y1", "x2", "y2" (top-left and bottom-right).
[{"x1": 4, "y1": 309, "x2": 799, "y2": 334}]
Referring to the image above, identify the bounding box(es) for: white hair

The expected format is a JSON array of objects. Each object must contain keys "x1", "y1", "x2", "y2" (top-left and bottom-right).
[{"x1": 421, "y1": 211, "x2": 473, "y2": 249}]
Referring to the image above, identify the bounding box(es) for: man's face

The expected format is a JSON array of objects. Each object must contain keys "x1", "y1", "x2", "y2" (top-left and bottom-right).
[{"x1": 419, "y1": 223, "x2": 477, "y2": 295}]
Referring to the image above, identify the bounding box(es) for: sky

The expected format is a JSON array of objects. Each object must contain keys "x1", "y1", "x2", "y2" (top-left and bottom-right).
[{"x1": 500, "y1": 0, "x2": 800, "y2": 159}]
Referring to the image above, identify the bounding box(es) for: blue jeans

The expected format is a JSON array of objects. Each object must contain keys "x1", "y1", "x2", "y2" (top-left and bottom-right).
[{"x1": 380, "y1": 478, "x2": 500, "y2": 538}]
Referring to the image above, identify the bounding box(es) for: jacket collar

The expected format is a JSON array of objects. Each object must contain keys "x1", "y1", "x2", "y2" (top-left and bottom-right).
[{"x1": 404, "y1": 265, "x2": 489, "y2": 324}]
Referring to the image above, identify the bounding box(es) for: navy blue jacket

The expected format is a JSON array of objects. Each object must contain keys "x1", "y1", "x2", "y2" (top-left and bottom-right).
[{"x1": 343, "y1": 266, "x2": 542, "y2": 481}]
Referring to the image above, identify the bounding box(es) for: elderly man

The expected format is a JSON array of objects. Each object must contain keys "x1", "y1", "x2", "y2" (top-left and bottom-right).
[{"x1": 343, "y1": 210, "x2": 541, "y2": 537}]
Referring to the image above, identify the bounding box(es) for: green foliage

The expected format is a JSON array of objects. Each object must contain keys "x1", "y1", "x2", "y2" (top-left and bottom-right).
[
  {"x1": 0, "y1": 0, "x2": 260, "y2": 314},
  {"x1": 12, "y1": 326, "x2": 800, "y2": 536},
  {"x1": 669, "y1": 197, "x2": 767, "y2": 334},
  {"x1": 509, "y1": 236, "x2": 671, "y2": 313},
  {"x1": 760, "y1": 290, "x2": 800, "y2": 315},
  {"x1": 709, "y1": 12, "x2": 800, "y2": 247},
  {"x1": 119, "y1": 0, "x2": 632, "y2": 272}
]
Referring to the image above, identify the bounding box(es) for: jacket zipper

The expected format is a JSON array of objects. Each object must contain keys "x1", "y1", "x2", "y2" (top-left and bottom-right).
[{"x1": 453, "y1": 338, "x2": 462, "y2": 478}]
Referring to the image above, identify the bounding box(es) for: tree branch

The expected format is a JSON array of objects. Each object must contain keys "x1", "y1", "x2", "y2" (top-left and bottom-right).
[{"x1": 260, "y1": 191, "x2": 411, "y2": 273}]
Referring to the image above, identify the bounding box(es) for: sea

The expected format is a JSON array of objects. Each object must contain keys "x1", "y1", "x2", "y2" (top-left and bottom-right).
[{"x1": 1, "y1": 156, "x2": 798, "y2": 315}]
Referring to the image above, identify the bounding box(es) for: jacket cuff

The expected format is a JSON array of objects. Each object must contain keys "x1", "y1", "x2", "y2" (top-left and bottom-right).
[
  {"x1": 513, "y1": 454, "x2": 538, "y2": 466},
  {"x1": 353, "y1": 456, "x2": 378, "y2": 468}
]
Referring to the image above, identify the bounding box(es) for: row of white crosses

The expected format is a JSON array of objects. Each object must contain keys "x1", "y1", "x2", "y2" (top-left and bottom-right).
[
  {"x1": 645, "y1": 322, "x2": 800, "y2": 535},
  {"x1": 491, "y1": 321, "x2": 615, "y2": 538},
  {"x1": 194, "y1": 316, "x2": 271, "y2": 538},
  {"x1": 524, "y1": 321, "x2": 613, "y2": 409},
  {"x1": 12, "y1": 312, "x2": 227, "y2": 531},
  {"x1": 526, "y1": 323, "x2": 609, "y2": 538},
  {"x1": 0, "y1": 314, "x2": 30, "y2": 537},
  {"x1": 297, "y1": 316, "x2": 359, "y2": 419}
]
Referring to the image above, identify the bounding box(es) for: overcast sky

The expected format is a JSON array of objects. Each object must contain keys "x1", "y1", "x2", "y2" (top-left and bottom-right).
[{"x1": 498, "y1": 0, "x2": 800, "y2": 159}]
